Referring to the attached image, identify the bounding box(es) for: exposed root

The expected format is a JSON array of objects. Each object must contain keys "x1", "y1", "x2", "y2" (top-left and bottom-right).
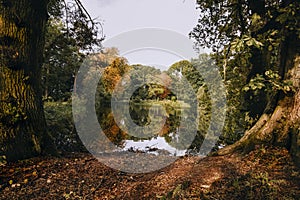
[
  {"x1": 217, "y1": 113, "x2": 271, "y2": 156},
  {"x1": 217, "y1": 100, "x2": 289, "y2": 156}
]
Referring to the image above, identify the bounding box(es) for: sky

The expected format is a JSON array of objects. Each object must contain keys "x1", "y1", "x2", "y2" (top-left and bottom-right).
[{"x1": 81, "y1": 0, "x2": 201, "y2": 70}]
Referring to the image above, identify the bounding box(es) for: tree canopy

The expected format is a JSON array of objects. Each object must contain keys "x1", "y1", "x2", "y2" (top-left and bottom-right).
[{"x1": 191, "y1": 0, "x2": 300, "y2": 163}]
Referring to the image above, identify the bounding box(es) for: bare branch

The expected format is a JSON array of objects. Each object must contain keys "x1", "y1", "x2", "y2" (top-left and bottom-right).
[
  {"x1": 62, "y1": 0, "x2": 69, "y2": 37},
  {"x1": 73, "y1": 0, "x2": 104, "y2": 39}
]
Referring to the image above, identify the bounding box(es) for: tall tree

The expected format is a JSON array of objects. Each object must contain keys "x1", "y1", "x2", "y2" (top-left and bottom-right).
[
  {"x1": 191, "y1": 0, "x2": 300, "y2": 164},
  {"x1": 0, "y1": 0, "x2": 102, "y2": 161},
  {"x1": 42, "y1": 1, "x2": 103, "y2": 101},
  {"x1": 0, "y1": 0, "x2": 54, "y2": 161},
  {"x1": 42, "y1": 19, "x2": 83, "y2": 101}
]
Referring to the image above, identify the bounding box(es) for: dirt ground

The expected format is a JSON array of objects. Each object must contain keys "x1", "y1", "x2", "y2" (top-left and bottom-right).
[{"x1": 0, "y1": 146, "x2": 299, "y2": 200}]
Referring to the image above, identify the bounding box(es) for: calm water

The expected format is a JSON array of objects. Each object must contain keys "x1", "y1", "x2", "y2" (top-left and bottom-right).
[{"x1": 97, "y1": 102, "x2": 200, "y2": 156}]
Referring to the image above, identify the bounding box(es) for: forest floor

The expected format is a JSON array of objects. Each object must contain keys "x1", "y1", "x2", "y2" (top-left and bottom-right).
[{"x1": 0, "y1": 146, "x2": 299, "y2": 200}]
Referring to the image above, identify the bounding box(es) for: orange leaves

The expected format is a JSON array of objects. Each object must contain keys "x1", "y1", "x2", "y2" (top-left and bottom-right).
[
  {"x1": 102, "y1": 112, "x2": 127, "y2": 145},
  {"x1": 102, "y1": 57, "x2": 130, "y2": 94}
]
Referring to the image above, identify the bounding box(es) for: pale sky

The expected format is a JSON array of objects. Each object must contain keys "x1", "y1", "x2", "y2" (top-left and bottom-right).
[{"x1": 81, "y1": 0, "x2": 201, "y2": 70}]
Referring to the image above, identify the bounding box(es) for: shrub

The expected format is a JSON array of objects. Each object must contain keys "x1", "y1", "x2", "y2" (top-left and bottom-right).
[{"x1": 44, "y1": 101, "x2": 86, "y2": 153}]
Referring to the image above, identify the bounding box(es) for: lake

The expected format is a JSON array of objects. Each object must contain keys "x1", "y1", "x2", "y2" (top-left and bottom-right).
[{"x1": 97, "y1": 101, "x2": 201, "y2": 156}]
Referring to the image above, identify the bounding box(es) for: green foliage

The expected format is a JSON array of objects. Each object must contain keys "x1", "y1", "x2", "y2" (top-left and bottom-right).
[
  {"x1": 44, "y1": 102, "x2": 85, "y2": 152},
  {"x1": 42, "y1": 1, "x2": 104, "y2": 101},
  {"x1": 169, "y1": 59, "x2": 204, "y2": 93},
  {"x1": 243, "y1": 70, "x2": 294, "y2": 95},
  {"x1": 169, "y1": 55, "x2": 228, "y2": 151},
  {"x1": 228, "y1": 172, "x2": 285, "y2": 200},
  {"x1": 191, "y1": 1, "x2": 300, "y2": 51},
  {"x1": 42, "y1": 19, "x2": 83, "y2": 101},
  {"x1": 231, "y1": 35, "x2": 264, "y2": 52},
  {"x1": 93, "y1": 56, "x2": 219, "y2": 152},
  {"x1": 48, "y1": 0, "x2": 103, "y2": 51},
  {"x1": 191, "y1": 0, "x2": 300, "y2": 146}
]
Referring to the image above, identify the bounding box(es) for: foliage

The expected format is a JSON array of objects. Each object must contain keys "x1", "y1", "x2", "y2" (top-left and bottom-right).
[
  {"x1": 101, "y1": 57, "x2": 131, "y2": 94},
  {"x1": 191, "y1": 0, "x2": 300, "y2": 52},
  {"x1": 228, "y1": 172, "x2": 278, "y2": 199},
  {"x1": 97, "y1": 105, "x2": 127, "y2": 146},
  {"x1": 44, "y1": 102, "x2": 85, "y2": 152},
  {"x1": 93, "y1": 56, "x2": 214, "y2": 151},
  {"x1": 42, "y1": 19, "x2": 83, "y2": 101},
  {"x1": 47, "y1": 0, "x2": 103, "y2": 51},
  {"x1": 243, "y1": 70, "x2": 294, "y2": 94},
  {"x1": 42, "y1": 1, "x2": 104, "y2": 101},
  {"x1": 191, "y1": 0, "x2": 300, "y2": 145},
  {"x1": 91, "y1": 47, "x2": 120, "y2": 68},
  {"x1": 128, "y1": 65, "x2": 173, "y2": 102}
]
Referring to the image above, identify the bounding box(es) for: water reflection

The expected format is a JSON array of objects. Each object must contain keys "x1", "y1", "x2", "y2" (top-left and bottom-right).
[
  {"x1": 97, "y1": 102, "x2": 199, "y2": 156},
  {"x1": 123, "y1": 136, "x2": 186, "y2": 156}
]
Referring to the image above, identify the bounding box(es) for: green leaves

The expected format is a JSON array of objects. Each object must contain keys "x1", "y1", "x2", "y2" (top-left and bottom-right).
[
  {"x1": 243, "y1": 74, "x2": 265, "y2": 92},
  {"x1": 243, "y1": 70, "x2": 294, "y2": 94},
  {"x1": 231, "y1": 35, "x2": 264, "y2": 52},
  {"x1": 190, "y1": 0, "x2": 300, "y2": 148}
]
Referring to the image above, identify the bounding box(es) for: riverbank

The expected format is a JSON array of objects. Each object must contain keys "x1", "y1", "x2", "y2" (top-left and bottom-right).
[{"x1": 0, "y1": 146, "x2": 299, "y2": 199}]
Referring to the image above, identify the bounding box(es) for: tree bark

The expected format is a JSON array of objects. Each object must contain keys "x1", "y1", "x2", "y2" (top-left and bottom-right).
[
  {"x1": 0, "y1": 0, "x2": 56, "y2": 161},
  {"x1": 218, "y1": 33, "x2": 300, "y2": 165}
]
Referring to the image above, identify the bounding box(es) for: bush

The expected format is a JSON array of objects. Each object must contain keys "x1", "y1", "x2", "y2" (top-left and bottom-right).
[{"x1": 44, "y1": 101, "x2": 86, "y2": 153}]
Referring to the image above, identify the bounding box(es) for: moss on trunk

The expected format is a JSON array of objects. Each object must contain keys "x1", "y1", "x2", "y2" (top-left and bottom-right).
[{"x1": 0, "y1": 0, "x2": 56, "y2": 161}]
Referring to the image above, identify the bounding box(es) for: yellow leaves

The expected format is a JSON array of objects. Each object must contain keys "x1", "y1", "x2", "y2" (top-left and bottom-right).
[
  {"x1": 231, "y1": 38, "x2": 244, "y2": 52},
  {"x1": 9, "y1": 180, "x2": 13, "y2": 185},
  {"x1": 268, "y1": 45, "x2": 273, "y2": 51},
  {"x1": 0, "y1": 155, "x2": 7, "y2": 166},
  {"x1": 103, "y1": 66, "x2": 121, "y2": 93},
  {"x1": 32, "y1": 171, "x2": 38, "y2": 176},
  {"x1": 283, "y1": 85, "x2": 291, "y2": 92},
  {"x1": 102, "y1": 57, "x2": 130, "y2": 93},
  {"x1": 251, "y1": 13, "x2": 262, "y2": 27},
  {"x1": 246, "y1": 38, "x2": 264, "y2": 48}
]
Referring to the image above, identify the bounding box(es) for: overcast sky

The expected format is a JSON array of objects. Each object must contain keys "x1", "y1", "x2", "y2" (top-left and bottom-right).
[{"x1": 81, "y1": 0, "x2": 200, "y2": 69}]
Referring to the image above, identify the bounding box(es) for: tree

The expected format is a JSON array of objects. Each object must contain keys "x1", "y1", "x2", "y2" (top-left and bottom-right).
[
  {"x1": 101, "y1": 57, "x2": 131, "y2": 94},
  {"x1": 0, "y1": 0, "x2": 55, "y2": 161},
  {"x1": 42, "y1": 1, "x2": 103, "y2": 101},
  {"x1": 191, "y1": 0, "x2": 300, "y2": 164},
  {"x1": 0, "y1": 0, "x2": 102, "y2": 161},
  {"x1": 42, "y1": 19, "x2": 83, "y2": 101}
]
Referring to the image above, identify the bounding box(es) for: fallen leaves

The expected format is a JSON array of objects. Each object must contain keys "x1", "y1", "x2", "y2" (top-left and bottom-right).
[{"x1": 0, "y1": 148, "x2": 299, "y2": 199}]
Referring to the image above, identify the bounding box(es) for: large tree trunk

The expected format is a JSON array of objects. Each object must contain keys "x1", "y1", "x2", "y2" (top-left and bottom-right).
[
  {"x1": 218, "y1": 33, "x2": 300, "y2": 165},
  {"x1": 0, "y1": 0, "x2": 55, "y2": 161}
]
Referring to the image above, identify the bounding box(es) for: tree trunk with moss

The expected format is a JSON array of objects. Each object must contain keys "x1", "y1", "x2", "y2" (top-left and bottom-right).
[
  {"x1": 0, "y1": 0, "x2": 56, "y2": 161},
  {"x1": 218, "y1": 33, "x2": 300, "y2": 165}
]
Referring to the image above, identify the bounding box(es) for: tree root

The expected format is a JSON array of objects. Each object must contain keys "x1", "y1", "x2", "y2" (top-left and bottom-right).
[{"x1": 217, "y1": 103, "x2": 287, "y2": 156}]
